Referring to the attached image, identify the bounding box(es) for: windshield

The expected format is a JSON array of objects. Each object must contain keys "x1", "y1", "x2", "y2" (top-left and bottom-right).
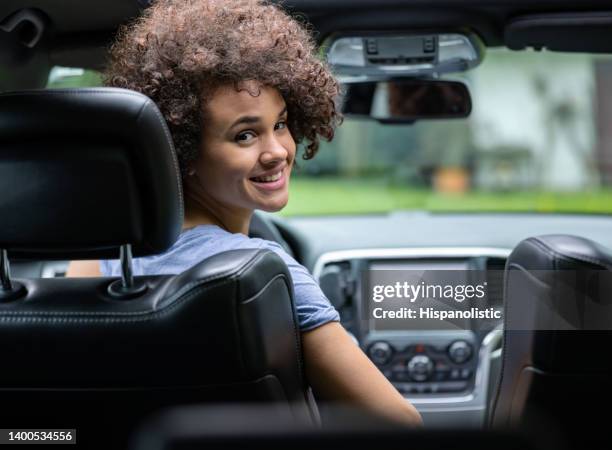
[
  {"x1": 48, "y1": 48, "x2": 612, "y2": 217},
  {"x1": 282, "y1": 48, "x2": 612, "y2": 216}
]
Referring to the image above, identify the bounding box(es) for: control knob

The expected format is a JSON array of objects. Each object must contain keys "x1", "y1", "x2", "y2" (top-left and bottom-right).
[
  {"x1": 368, "y1": 341, "x2": 393, "y2": 365},
  {"x1": 448, "y1": 340, "x2": 473, "y2": 364},
  {"x1": 407, "y1": 355, "x2": 433, "y2": 382}
]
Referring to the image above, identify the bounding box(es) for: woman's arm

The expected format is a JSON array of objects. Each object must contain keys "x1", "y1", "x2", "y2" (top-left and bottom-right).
[
  {"x1": 66, "y1": 252, "x2": 420, "y2": 426},
  {"x1": 65, "y1": 260, "x2": 102, "y2": 277},
  {"x1": 301, "y1": 321, "x2": 423, "y2": 427}
]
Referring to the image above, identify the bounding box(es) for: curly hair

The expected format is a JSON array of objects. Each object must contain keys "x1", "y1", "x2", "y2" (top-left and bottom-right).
[{"x1": 104, "y1": 0, "x2": 342, "y2": 179}]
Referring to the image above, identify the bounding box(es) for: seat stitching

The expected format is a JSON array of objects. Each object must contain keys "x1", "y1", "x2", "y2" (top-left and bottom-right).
[
  {"x1": 142, "y1": 99, "x2": 184, "y2": 219},
  {"x1": 0, "y1": 252, "x2": 267, "y2": 318},
  {"x1": 0, "y1": 279, "x2": 232, "y2": 324}
]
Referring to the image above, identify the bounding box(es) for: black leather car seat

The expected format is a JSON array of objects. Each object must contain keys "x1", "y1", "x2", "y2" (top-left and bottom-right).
[
  {"x1": 490, "y1": 235, "x2": 612, "y2": 450},
  {"x1": 0, "y1": 88, "x2": 314, "y2": 449}
]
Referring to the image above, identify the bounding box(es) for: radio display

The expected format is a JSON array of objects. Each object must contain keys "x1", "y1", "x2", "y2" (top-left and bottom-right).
[{"x1": 365, "y1": 259, "x2": 476, "y2": 331}]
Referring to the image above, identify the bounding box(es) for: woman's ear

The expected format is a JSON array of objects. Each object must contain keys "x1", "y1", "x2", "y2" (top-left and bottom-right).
[
  {"x1": 185, "y1": 161, "x2": 198, "y2": 177},
  {"x1": 183, "y1": 166, "x2": 202, "y2": 195}
]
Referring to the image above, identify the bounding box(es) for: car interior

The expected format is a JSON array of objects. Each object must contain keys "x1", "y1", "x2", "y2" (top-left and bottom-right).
[{"x1": 1, "y1": 0, "x2": 612, "y2": 449}]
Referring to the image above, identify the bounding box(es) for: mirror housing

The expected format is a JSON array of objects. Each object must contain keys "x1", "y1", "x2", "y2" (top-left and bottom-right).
[{"x1": 326, "y1": 33, "x2": 484, "y2": 81}]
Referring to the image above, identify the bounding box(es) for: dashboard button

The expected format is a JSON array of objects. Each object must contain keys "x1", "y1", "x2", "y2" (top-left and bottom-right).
[
  {"x1": 405, "y1": 383, "x2": 417, "y2": 394},
  {"x1": 435, "y1": 361, "x2": 450, "y2": 371},
  {"x1": 433, "y1": 371, "x2": 448, "y2": 381},
  {"x1": 441, "y1": 381, "x2": 469, "y2": 392},
  {"x1": 393, "y1": 383, "x2": 409, "y2": 394},
  {"x1": 414, "y1": 384, "x2": 430, "y2": 394},
  {"x1": 430, "y1": 344, "x2": 447, "y2": 353},
  {"x1": 392, "y1": 370, "x2": 410, "y2": 382}
]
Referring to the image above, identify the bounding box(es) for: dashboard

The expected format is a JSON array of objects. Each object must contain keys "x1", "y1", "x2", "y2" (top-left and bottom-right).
[
  {"x1": 276, "y1": 212, "x2": 612, "y2": 427},
  {"x1": 312, "y1": 246, "x2": 507, "y2": 428}
]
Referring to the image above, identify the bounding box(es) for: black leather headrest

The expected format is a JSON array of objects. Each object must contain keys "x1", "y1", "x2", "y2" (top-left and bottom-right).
[
  {"x1": 505, "y1": 235, "x2": 612, "y2": 333},
  {"x1": 0, "y1": 88, "x2": 183, "y2": 259},
  {"x1": 508, "y1": 234, "x2": 612, "y2": 271},
  {"x1": 503, "y1": 234, "x2": 612, "y2": 370}
]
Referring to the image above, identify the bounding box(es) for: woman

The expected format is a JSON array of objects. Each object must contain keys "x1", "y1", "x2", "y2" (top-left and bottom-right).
[{"x1": 67, "y1": 0, "x2": 422, "y2": 426}]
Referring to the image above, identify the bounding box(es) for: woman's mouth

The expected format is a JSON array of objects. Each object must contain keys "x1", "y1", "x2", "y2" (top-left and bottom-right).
[{"x1": 249, "y1": 169, "x2": 286, "y2": 191}]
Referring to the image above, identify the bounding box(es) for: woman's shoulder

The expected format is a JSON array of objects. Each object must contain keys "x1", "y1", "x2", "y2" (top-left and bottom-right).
[
  {"x1": 182, "y1": 224, "x2": 280, "y2": 251},
  {"x1": 180, "y1": 224, "x2": 245, "y2": 245},
  {"x1": 165, "y1": 224, "x2": 293, "y2": 269},
  {"x1": 100, "y1": 224, "x2": 296, "y2": 276}
]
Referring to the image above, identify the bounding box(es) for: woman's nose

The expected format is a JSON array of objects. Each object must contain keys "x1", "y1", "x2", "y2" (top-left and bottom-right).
[{"x1": 260, "y1": 136, "x2": 289, "y2": 164}]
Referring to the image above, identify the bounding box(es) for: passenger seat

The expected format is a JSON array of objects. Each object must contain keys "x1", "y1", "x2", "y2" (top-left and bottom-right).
[{"x1": 490, "y1": 235, "x2": 612, "y2": 450}]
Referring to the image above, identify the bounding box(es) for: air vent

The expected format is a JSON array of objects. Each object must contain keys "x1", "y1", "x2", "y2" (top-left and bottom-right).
[
  {"x1": 485, "y1": 257, "x2": 506, "y2": 306},
  {"x1": 319, "y1": 261, "x2": 353, "y2": 310}
]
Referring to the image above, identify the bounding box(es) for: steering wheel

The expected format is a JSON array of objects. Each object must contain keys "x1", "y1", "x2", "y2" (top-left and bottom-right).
[{"x1": 249, "y1": 211, "x2": 295, "y2": 258}]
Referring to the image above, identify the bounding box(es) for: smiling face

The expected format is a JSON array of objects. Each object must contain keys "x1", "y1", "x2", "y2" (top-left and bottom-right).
[{"x1": 185, "y1": 81, "x2": 296, "y2": 223}]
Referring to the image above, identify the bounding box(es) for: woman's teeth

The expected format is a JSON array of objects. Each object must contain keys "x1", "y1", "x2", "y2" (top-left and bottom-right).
[{"x1": 252, "y1": 171, "x2": 282, "y2": 183}]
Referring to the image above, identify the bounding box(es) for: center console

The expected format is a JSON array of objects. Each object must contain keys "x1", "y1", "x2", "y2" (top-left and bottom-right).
[
  {"x1": 313, "y1": 247, "x2": 509, "y2": 427},
  {"x1": 367, "y1": 333, "x2": 476, "y2": 395}
]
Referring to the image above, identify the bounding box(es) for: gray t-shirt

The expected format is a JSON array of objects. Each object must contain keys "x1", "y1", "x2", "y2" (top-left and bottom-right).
[{"x1": 99, "y1": 224, "x2": 339, "y2": 332}]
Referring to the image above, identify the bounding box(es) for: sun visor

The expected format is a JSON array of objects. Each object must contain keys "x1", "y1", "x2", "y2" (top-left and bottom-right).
[{"x1": 505, "y1": 11, "x2": 612, "y2": 53}]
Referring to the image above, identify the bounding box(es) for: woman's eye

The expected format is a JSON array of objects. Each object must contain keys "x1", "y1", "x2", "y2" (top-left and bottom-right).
[
  {"x1": 275, "y1": 120, "x2": 287, "y2": 130},
  {"x1": 235, "y1": 131, "x2": 256, "y2": 143}
]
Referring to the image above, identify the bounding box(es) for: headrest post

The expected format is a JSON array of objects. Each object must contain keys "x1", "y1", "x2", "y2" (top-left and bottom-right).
[
  {"x1": 107, "y1": 244, "x2": 147, "y2": 299},
  {"x1": 120, "y1": 244, "x2": 134, "y2": 289},
  {"x1": 0, "y1": 249, "x2": 26, "y2": 301},
  {"x1": 0, "y1": 249, "x2": 12, "y2": 292}
]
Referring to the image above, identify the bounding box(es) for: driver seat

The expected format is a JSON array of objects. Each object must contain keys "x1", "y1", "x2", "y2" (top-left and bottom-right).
[{"x1": 0, "y1": 88, "x2": 315, "y2": 449}]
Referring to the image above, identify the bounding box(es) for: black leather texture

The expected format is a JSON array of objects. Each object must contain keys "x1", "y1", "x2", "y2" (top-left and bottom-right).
[
  {"x1": 491, "y1": 234, "x2": 612, "y2": 449},
  {"x1": 0, "y1": 88, "x2": 183, "y2": 259},
  {"x1": 0, "y1": 248, "x2": 313, "y2": 447}
]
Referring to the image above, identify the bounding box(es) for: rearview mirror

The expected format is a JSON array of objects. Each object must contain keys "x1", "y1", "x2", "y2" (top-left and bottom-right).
[{"x1": 341, "y1": 79, "x2": 472, "y2": 123}]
